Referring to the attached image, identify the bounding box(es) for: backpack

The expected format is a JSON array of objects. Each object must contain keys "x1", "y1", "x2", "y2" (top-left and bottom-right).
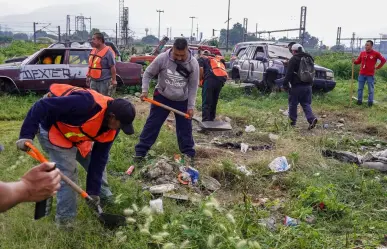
[
  {"x1": 298, "y1": 56, "x2": 315, "y2": 83},
  {"x1": 208, "y1": 56, "x2": 228, "y2": 83}
]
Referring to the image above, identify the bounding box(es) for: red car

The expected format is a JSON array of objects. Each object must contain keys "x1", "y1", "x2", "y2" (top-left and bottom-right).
[{"x1": 0, "y1": 45, "x2": 142, "y2": 93}]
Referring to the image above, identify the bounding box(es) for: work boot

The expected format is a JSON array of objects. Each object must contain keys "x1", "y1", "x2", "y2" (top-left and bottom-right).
[
  {"x1": 308, "y1": 118, "x2": 318, "y2": 130},
  {"x1": 183, "y1": 155, "x2": 195, "y2": 168},
  {"x1": 133, "y1": 156, "x2": 147, "y2": 168},
  {"x1": 368, "y1": 102, "x2": 373, "y2": 107},
  {"x1": 357, "y1": 100, "x2": 363, "y2": 105}
]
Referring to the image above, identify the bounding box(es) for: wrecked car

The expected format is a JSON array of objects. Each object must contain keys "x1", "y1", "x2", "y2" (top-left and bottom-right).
[
  {"x1": 0, "y1": 45, "x2": 142, "y2": 93},
  {"x1": 231, "y1": 43, "x2": 336, "y2": 93}
]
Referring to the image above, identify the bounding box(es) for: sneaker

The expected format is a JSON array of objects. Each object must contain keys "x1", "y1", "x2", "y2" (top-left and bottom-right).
[
  {"x1": 133, "y1": 156, "x2": 145, "y2": 163},
  {"x1": 308, "y1": 118, "x2": 318, "y2": 130},
  {"x1": 357, "y1": 100, "x2": 363, "y2": 105},
  {"x1": 368, "y1": 102, "x2": 373, "y2": 107}
]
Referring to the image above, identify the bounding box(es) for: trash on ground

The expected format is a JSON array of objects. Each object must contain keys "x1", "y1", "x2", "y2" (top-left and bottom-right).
[
  {"x1": 236, "y1": 165, "x2": 253, "y2": 176},
  {"x1": 179, "y1": 166, "x2": 199, "y2": 185},
  {"x1": 338, "y1": 118, "x2": 345, "y2": 124},
  {"x1": 212, "y1": 139, "x2": 272, "y2": 152},
  {"x1": 269, "y1": 133, "x2": 280, "y2": 142},
  {"x1": 145, "y1": 159, "x2": 174, "y2": 179},
  {"x1": 224, "y1": 117, "x2": 232, "y2": 123},
  {"x1": 323, "y1": 149, "x2": 387, "y2": 172},
  {"x1": 201, "y1": 175, "x2": 221, "y2": 191},
  {"x1": 149, "y1": 184, "x2": 175, "y2": 194},
  {"x1": 163, "y1": 193, "x2": 189, "y2": 201},
  {"x1": 304, "y1": 215, "x2": 316, "y2": 224},
  {"x1": 268, "y1": 157, "x2": 291, "y2": 173},
  {"x1": 241, "y1": 143, "x2": 249, "y2": 153},
  {"x1": 0, "y1": 144, "x2": 4, "y2": 152},
  {"x1": 323, "y1": 124, "x2": 329, "y2": 129},
  {"x1": 245, "y1": 125, "x2": 256, "y2": 133},
  {"x1": 126, "y1": 165, "x2": 135, "y2": 176},
  {"x1": 258, "y1": 217, "x2": 276, "y2": 231},
  {"x1": 149, "y1": 199, "x2": 164, "y2": 214},
  {"x1": 322, "y1": 115, "x2": 327, "y2": 118},
  {"x1": 284, "y1": 216, "x2": 299, "y2": 227}
]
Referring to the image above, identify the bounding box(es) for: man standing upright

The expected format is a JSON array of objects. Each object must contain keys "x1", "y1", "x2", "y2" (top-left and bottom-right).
[
  {"x1": 88, "y1": 33, "x2": 117, "y2": 96},
  {"x1": 284, "y1": 44, "x2": 318, "y2": 130},
  {"x1": 198, "y1": 50, "x2": 228, "y2": 121},
  {"x1": 353, "y1": 40, "x2": 386, "y2": 107},
  {"x1": 135, "y1": 38, "x2": 199, "y2": 166}
]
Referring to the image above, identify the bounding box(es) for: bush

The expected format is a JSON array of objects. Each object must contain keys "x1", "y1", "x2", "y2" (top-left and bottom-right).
[
  {"x1": 315, "y1": 53, "x2": 360, "y2": 80},
  {"x1": 377, "y1": 67, "x2": 387, "y2": 81}
]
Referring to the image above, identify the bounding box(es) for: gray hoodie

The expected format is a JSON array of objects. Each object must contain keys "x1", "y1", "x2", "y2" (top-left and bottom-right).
[{"x1": 142, "y1": 49, "x2": 199, "y2": 109}]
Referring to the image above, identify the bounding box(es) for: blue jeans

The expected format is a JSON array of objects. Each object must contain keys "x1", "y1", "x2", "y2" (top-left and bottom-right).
[
  {"x1": 135, "y1": 91, "x2": 195, "y2": 158},
  {"x1": 37, "y1": 127, "x2": 112, "y2": 222},
  {"x1": 358, "y1": 75, "x2": 375, "y2": 103}
]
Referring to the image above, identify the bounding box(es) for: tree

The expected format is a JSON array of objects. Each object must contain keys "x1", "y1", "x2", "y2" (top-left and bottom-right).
[
  {"x1": 90, "y1": 28, "x2": 101, "y2": 35},
  {"x1": 330, "y1": 45, "x2": 345, "y2": 52},
  {"x1": 141, "y1": 35, "x2": 159, "y2": 45},
  {"x1": 302, "y1": 32, "x2": 319, "y2": 48},
  {"x1": 13, "y1": 33, "x2": 29, "y2": 41}
]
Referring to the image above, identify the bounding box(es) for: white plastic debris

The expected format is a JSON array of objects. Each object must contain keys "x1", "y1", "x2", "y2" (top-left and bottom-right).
[
  {"x1": 236, "y1": 165, "x2": 253, "y2": 176},
  {"x1": 245, "y1": 125, "x2": 256, "y2": 133},
  {"x1": 149, "y1": 184, "x2": 175, "y2": 194},
  {"x1": 269, "y1": 133, "x2": 279, "y2": 142},
  {"x1": 241, "y1": 143, "x2": 249, "y2": 153},
  {"x1": 268, "y1": 156, "x2": 291, "y2": 173},
  {"x1": 149, "y1": 199, "x2": 164, "y2": 214}
]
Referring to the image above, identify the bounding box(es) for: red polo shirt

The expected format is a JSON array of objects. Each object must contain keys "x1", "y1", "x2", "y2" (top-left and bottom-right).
[{"x1": 354, "y1": 50, "x2": 386, "y2": 76}]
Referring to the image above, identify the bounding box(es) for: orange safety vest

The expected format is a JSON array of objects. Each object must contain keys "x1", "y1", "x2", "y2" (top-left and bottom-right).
[
  {"x1": 47, "y1": 84, "x2": 117, "y2": 157},
  {"x1": 87, "y1": 46, "x2": 110, "y2": 79},
  {"x1": 199, "y1": 56, "x2": 228, "y2": 87}
]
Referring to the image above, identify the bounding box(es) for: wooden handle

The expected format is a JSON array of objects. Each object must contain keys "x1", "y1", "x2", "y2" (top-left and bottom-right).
[
  {"x1": 25, "y1": 142, "x2": 90, "y2": 199},
  {"x1": 143, "y1": 97, "x2": 190, "y2": 119}
]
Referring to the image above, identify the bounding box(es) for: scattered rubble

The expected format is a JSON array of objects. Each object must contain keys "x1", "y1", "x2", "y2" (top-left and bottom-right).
[
  {"x1": 149, "y1": 199, "x2": 164, "y2": 213},
  {"x1": 201, "y1": 175, "x2": 221, "y2": 191},
  {"x1": 149, "y1": 184, "x2": 176, "y2": 194},
  {"x1": 224, "y1": 117, "x2": 232, "y2": 123},
  {"x1": 236, "y1": 165, "x2": 253, "y2": 176},
  {"x1": 245, "y1": 125, "x2": 256, "y2": 133},
  {"x1": 322, "y1": 115, "x2": 327, "y2": 118},
  {"x1": 258, "y1": 217, "x2": 276, "y2": 231},
  {"x1": 284, "y1": 216, "x2": 299, "y2": 227},
  {"x1": 338, "y1": 118, "x2": 345, "y2": 124},
  {"x1": 241, "y1": 143, "x2": 249, "y2": 153},
  {"x1": 323, "y1": 124, "x2": 329, "y2": 129},
  {"x1": 269, "y1": 133, "x2": 279, "y2": 142}
]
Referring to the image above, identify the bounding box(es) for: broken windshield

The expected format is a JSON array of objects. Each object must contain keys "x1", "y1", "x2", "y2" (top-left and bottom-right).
[{"x1": 268, "y1": 45, "x2": 292, "y2": 60}]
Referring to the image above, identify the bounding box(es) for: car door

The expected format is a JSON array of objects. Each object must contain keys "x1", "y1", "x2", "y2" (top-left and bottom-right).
[
  {"x1": 68, "y1": 49, "x2": 90, "y2": 87},
  {"x1": 250, "y1": 46, "x2": 266, "y2": 82},
  {"x1": 19, "y1": 49, "x2": 69, "y2": 90},
  {"x1": 239, "y1": 46, "x2": 255, "y2": 81}
]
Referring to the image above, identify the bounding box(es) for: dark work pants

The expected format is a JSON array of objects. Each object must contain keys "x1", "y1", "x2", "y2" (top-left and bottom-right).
[
  {"x1": 135, "y1": 91, "x2": 195, "y2": 158},
  {"x1": 202, "y1": 80, "x2": 223, "y2": 122},
  {"x1": 288, "y1": 85, "x2": 316, "y2": 124}
]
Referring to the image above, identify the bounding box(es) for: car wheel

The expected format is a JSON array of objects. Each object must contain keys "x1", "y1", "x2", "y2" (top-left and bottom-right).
[
  {"x1": 0, "y1": 78, "x2": 19, "y2": 94},
  {"x1": 231, "y1": 68, "x2": 241, "y2": 84}
]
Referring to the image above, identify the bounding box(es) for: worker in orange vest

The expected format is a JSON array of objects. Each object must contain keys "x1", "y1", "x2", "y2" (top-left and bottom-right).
[
  {"x1": 87, "y1": 33, "x2": 117, "y2": 96},
  {"x1": 16, "y1": 84, "x2": 136, "y2": 228},
  {"x1": 198, "y1": 50, "x2": 228, "y2": 122}
]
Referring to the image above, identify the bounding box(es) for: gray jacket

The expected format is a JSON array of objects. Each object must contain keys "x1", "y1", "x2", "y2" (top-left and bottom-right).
[{"x1": 142, "y1": 49, "x2": 199, "y2": 109}]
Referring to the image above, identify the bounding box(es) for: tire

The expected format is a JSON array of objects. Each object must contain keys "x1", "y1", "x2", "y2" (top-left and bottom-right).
[
  {"x1": 231, "y1": 68, "x2": 241, "y2": 84},
  {"x1": 0, "y1": 78, "x2": 19, "y2": 94}
]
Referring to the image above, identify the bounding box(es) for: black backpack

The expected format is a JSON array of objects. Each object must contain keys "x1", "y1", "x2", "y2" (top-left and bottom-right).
[{"x1": 298, "y1": 56, "x2": 315, "y2": 83}]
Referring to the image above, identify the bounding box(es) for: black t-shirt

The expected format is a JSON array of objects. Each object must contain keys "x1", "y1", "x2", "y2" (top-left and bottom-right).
[{"x1": 198, "y1": 57, "x2": 225, "y2": 84}]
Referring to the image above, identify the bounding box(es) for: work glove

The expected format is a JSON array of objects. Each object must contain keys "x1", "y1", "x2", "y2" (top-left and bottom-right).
[{"x1": 16, "y1": 139, "x2": 33, "y2": 152}]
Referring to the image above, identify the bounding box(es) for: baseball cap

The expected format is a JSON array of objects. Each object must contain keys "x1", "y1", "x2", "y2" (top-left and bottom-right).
[
  {"x1": 291, "y1": 44, "x2": 304, "y2": 52},
  {"x1": 203, "y1": 50, "x2": 211, "y2": 56},
  {"x1": 108, "y1": 98, "x2": 136, "y2": 135}
]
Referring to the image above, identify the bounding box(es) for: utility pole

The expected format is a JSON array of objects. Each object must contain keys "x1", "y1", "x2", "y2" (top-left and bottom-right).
[
  {"x1": 189, "y1": 16, "x2": 196, "y2": 43},
  {"x1": 196, "y1": 23, "x2": 199, "y2": 42},
  {"x1": 256, "y1": 23, "x2": 259, "y2": 38},
  {"x1": 58, "y1": 26, "x2": 61, "y2": 42},
  {"x1": 156, "y1": 10, "x2": 164, "y2": 40},
  {"x1": 33, "y1": 22, "x2": 37, "y2": 43},
  {"x1": 226, "y1": 0, "x2": 231, "y2": 52},
  {"x1": 167, "y1": 27, "x2": 169, "y2": 39},
  {"x1": 351, "y1": 32, "x2": 356, "y2": 54},
  {"x1": 116, "y1": 23, "x2": 118, "y2": 45},
  {"x1": 170, "y1": 27, "x2": 172, "y2": 40}
]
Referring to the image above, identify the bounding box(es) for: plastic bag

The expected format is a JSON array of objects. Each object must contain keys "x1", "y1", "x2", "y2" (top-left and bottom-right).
[{"x1": 268, "y1": 156, "x2": 291, "y2": 172}]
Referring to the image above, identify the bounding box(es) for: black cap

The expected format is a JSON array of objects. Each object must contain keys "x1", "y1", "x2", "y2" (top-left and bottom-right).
[{"x1": 107, "y1": 98, "x2": 136, "y2": 135}]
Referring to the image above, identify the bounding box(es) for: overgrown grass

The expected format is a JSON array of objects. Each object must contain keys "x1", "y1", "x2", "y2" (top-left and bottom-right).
[{"x1": 1, "y1": 80, "x2": 387, "y2": 248}]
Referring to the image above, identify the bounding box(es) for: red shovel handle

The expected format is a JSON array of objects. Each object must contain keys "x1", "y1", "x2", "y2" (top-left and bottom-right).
[
  {"x1": 25, "y1": 142, "x2": 90, "y2": 199},
  {"x1": 143, "y1": 97, "x2": 190, "y2": 119}
]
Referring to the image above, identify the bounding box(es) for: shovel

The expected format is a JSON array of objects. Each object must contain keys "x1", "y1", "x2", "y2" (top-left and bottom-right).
[
  {"x1": 24, "y1": 142, "x2": 126, "y2": 229},
  {"x1": 143, "y1": 97, "x2": 232, "y2": 131}
]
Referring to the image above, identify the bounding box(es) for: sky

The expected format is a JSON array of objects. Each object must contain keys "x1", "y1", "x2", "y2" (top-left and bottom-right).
[{"x1": 0, "y1": 0, "x2": 386, "y2": 46}]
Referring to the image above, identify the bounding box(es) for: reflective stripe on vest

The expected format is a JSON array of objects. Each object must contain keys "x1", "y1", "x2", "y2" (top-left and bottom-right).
[
  {"x1": 87, "y1": 46, "x2": 110, "y2": 79},
  {"x1": 47, "y1": 84, "x2": 117, "y2": 157}
]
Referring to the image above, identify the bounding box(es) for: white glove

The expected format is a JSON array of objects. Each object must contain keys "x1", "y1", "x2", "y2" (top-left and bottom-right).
[{"x1": 16, "y1": 139, "x2": 33, "y2": 152}]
